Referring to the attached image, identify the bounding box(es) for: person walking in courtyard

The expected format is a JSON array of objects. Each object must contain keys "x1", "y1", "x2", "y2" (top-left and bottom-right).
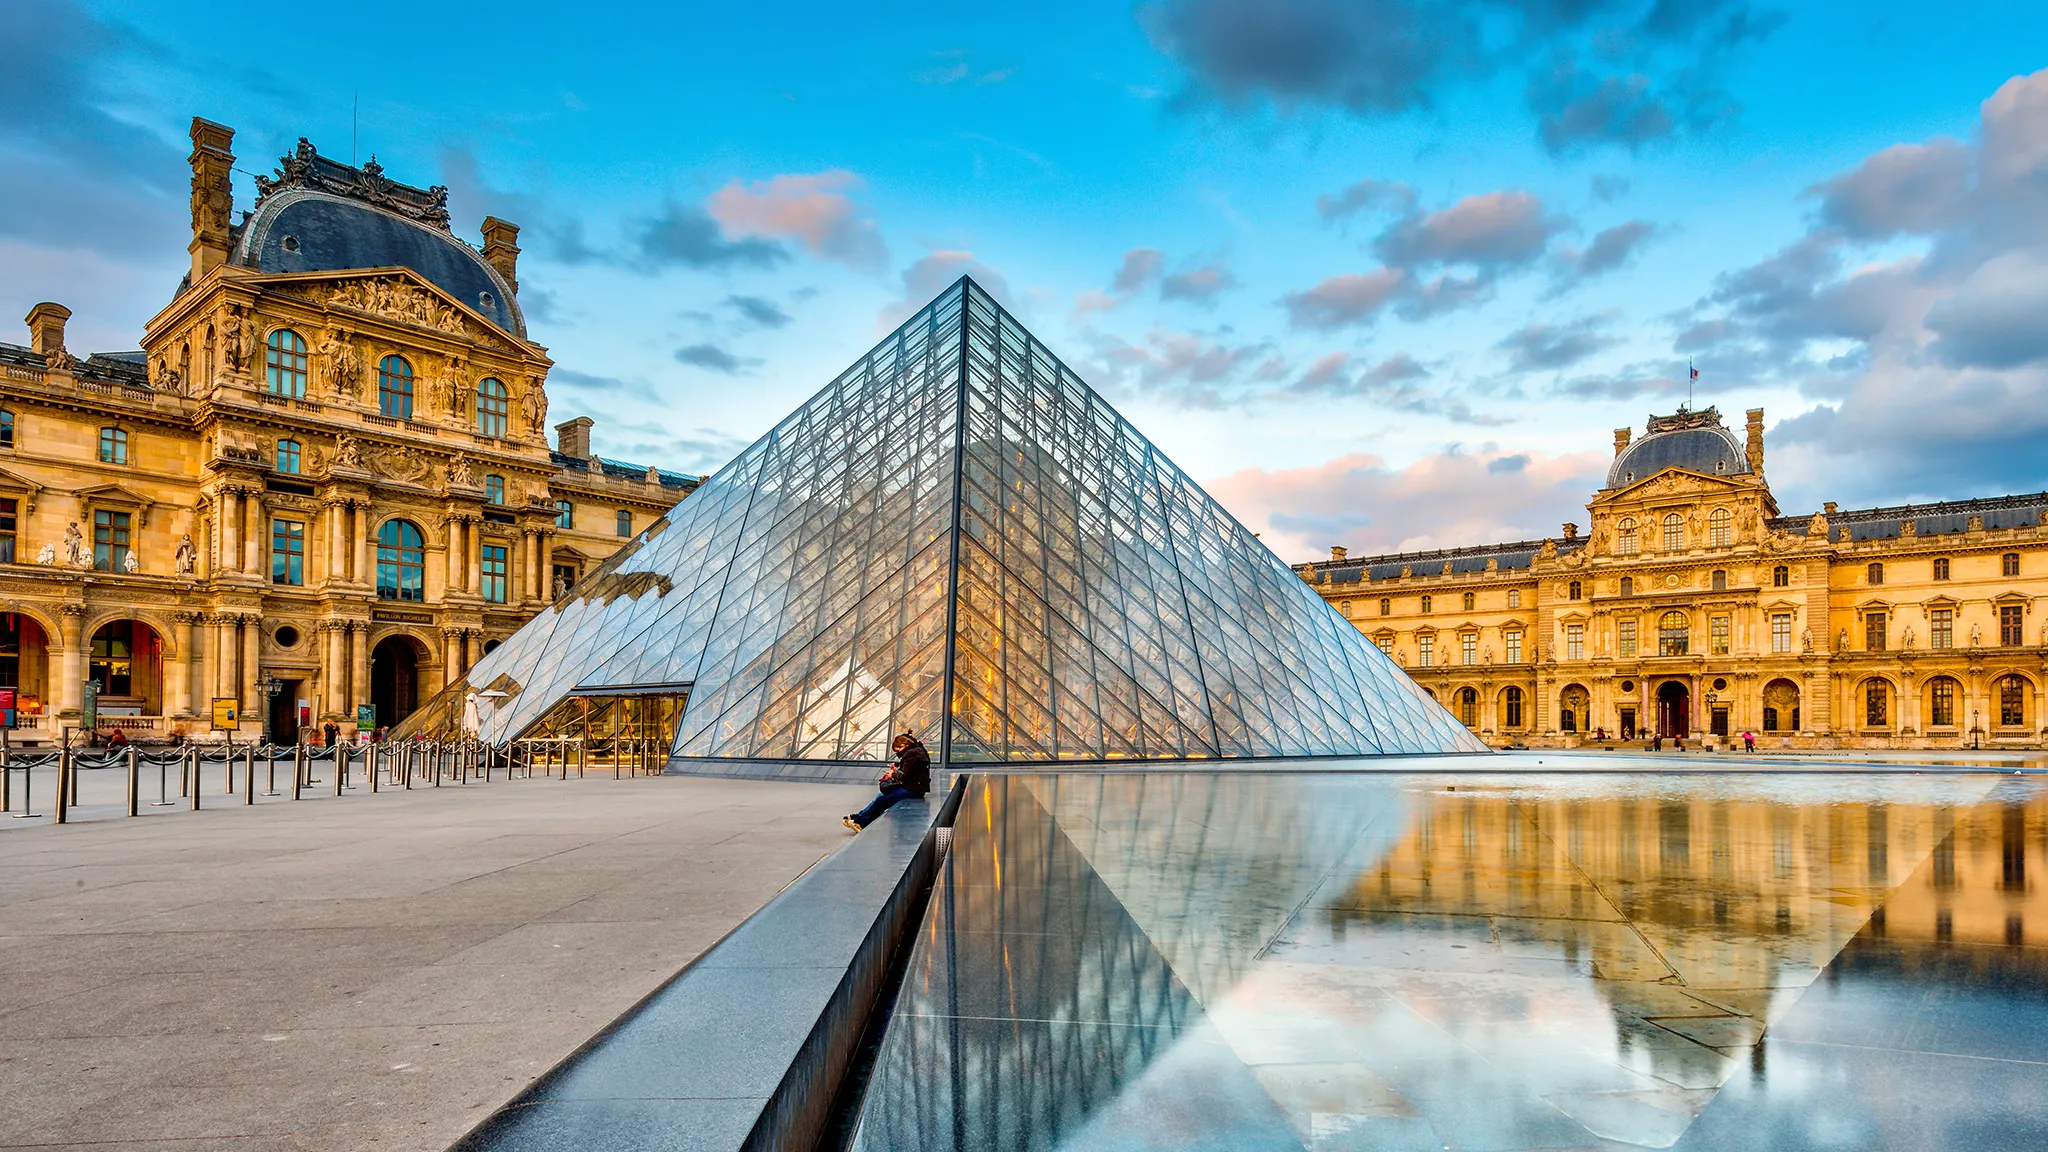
[
  {"x1": 1742, "y1": 730, "x2": 1756, "y2": 752},
  {"x1": 845, "y1": 732, "x2": 930, "y2": 831}
]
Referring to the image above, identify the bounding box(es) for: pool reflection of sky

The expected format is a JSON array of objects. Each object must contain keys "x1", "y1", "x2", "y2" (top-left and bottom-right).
[{"x1": 852, "y1": 771, "x2": 2048, "y2": 1151}]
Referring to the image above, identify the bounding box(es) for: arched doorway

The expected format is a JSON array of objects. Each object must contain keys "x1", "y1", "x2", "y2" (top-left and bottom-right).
[
  {"x1": 89, "y1": 619, "x2": 163, "y2": 715},
  {"x1": 370, "y1": 636, "x2": 424, "y2": 730},
  {"x1": 0, "y1": 613, "x2": 50, "y2": 725},
  {"x1": 1560, "y1": 684, "x2": 1589, "y2": 733},
  {"x1": 1656, "y1": 680, "x2": 1689, "y2": 738},
  {"x1": 1763, "y1": 678, "x2": 1800, "y2": 733}
]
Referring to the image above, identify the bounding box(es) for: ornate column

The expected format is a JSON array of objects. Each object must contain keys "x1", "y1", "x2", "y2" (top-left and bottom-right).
[
  {"x1": 212, "y1": 614, "x2": 236, "y2": 701},
  {"x1": 444, "y1": 630, "x2": 463, "y2": 685},
  {"x1": 325, "y1": 502, "x2": 346, "y2": 585},
  {"x1": 219, "y1": 489, "x2": 241, "y2": 573},
  {"x1": 353, "y1": 502, "x2": 371, "y2": 584},
  {"x1": 467, "y1": 525, "x2": 483, "y2": 598},
  {"x1": 349, "y1": 622, "x2": 369, "y2": 723},
  {"x1": 323, "y1": 622, "x2": 345, "y2": 718},
  {"x1": 178, "y1": 612, "x2": 201, "y2": 716},
  {"x1": 244, "y1": 493, "x2": 265, "y2": 575},
  {"x1": 56, "y1": 605, "x2": 84, "y2": 720},
  {"x1": 446, "y1": 517, "x2": 465, "y2": 593},
  {"x1": 240, "y1": 613, "x2": 261, "y2": 713}
]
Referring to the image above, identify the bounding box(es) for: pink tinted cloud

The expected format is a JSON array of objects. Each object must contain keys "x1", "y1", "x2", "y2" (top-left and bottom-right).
[{"x1": 707, "y1": 170, "x2": 889, "y2": 272}]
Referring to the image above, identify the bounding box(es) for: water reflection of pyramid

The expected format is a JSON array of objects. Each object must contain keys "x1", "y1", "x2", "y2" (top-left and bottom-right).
[{"x1": 399, "y1": 278, "x2": 1487, "y2": 765}]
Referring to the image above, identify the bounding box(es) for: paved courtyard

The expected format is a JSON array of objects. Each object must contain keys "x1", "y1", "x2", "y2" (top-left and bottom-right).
[{"x1": 0, "y1": 769, "x2": 868, "y2": 1150}]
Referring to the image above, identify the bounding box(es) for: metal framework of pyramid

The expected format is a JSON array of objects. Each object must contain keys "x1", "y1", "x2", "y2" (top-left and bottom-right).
[{"x1": 398, "y1": 278, "x2": 1487, "y2": 765}]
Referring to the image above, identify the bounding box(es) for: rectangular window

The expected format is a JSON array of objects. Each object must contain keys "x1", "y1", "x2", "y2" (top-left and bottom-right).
[
  {"x1": 98, "y1": 427, "x2": 128, "y2": 464},
  {"x1": 2005, "y1": 553, "x2": 2022, "y2": 577},
  {"x1": 1710, "y1": 615, "x2": 1730, "y2": 655},
  {"x1": 1934, "y1": 557, "x2": 1950, "y2": 581},
  {"x1": 1866, "y1": 682, "x2": 1889, "y2": 727},
  {"x1": 0, "y1": 497, "x2": 13, "y2": 564},
  {"x1": 1507, "y1": 589, "x2": 1521, "y2": 608},
  {"x1": 1618, "y1": 619, "x2": 1637, "y2": 658},
  {"x1": 616, "y1": 509, "x2": 632, "y2": 537},
  {"x1": 1932, "y1": 608, "x2": 1953, "y2": 649},
  {"x1": 551, "y1": 563, "x2": 579, "y2": 597},
  {"x1": 1566, "y1": 623, "x2": 1585, "y2": 661},
  {"x1": 276, "y1": 439, "x2": 301, "y2": 475},
  {"x1": 92, "y1": 509, "x2": 130, "y2": 572},
  {"x1": 482, "y1": 544, "x2": 508, "y2": 603},
  {"x1": 1417, "y1": 634, "x2": 1433, "y2": 667},
  {"x1": 1866, "y1": 612, "x2": 1887, "y2": 652},
  {"x1": 1461, "y1": 632, "x2": 1477, "y2": 665},
  {"x1": 2002, "y1": 605, "x2": 2025, "y2": 647},
  {"x1": 1505, "y1": 630, "x2": 1522, "y2": 664},
  {"x1": 1771, "y1": 613, "x2": 1791, "y2": 653},
  {"x1": 1374, "y1": 635, "x2": 1393, "y2": 656},
  {"x1": 270, "y1": 518, "x2": 304, "y2": 585},
  {"x1": 0, "y1": 410, "x2": 13, "y2": 447},
  {"x1": 1931, "y1": 679, "x2": 1956, "y2": 727},
  {"x1": 1420, "y1": 595, "x2": 1432, "y2": 614}
]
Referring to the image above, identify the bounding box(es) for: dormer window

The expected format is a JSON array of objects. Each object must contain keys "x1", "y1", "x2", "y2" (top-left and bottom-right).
[
  {"x1": 479, "y1": 291, "x2": 495, "y2": 309},
  {"x1": 281, "y1": 235, "x2": 300, "y2": 252}
]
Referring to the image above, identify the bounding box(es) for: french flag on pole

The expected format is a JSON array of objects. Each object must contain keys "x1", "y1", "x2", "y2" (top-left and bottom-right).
[{"x1": 1690, "y1": 364, "x2": 1699, "y2": 380}]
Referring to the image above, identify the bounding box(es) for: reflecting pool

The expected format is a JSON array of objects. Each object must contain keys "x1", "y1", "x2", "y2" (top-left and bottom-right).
[{"x1": 851, "y1": 771, "x2": 2048, "y2": 1151}]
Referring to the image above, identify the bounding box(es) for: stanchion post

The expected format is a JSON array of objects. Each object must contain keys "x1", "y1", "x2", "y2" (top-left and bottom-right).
[
  {"x1": 335, "y1": 747, "x2": 346, "y2": 797},
  {"x1": 126, "y1": 747, "x2": 139, "y2": 817},
  {"x1": 55, "y1": 747, "x2": 70, "y2": 824},
  {"x1": 370, "y1": 745, "x2": 380, "y2": 793},
  {"x1": 243, "y1": 746, "x2": 255, "y2": 806},
  {"x1": 190, "y1": 749, "x2": 202, "y2": 811},
  {"x1": 291, "y1": 743, "x2": 305, "y2": 801}
]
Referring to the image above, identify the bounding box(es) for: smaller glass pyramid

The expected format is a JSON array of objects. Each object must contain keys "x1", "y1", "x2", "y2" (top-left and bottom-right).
[{"x1": 395, "y1": 278, "x2": 1489, "y2": 764}]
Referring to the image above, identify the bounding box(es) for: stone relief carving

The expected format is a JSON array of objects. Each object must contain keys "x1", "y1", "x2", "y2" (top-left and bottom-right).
[
  {"x1": 149, "y1": 353, "x2": 184, "y2": 395},
  {"x1": 359, "y1": 441, "x2": 434, "y2": 485},
  {"x1": 316, "y1": 277, "x2": 472, "y2": 338},
  {"x1": 519, "y1": 378, "x2": 548, "y2": 430},
  {"x1": 447, "y1": 452, "x2": 477, "y2": 488},
  {"x1": 1807, "y1": 510, "x2": 1829, "y2": 538},
  {"x1": 318, "y1": 328, "x2": 363, "y2": 398},
  {"x1": 254, "y1": 140, "x2": 453, "y2": 230},
  {"x1": 333, "y1": 435, "x2": 362, "y2": 470}
]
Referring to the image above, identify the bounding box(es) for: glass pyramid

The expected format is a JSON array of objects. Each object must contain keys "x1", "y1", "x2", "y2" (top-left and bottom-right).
[{"x1": 396, "y1": 278, "x2": 1488, "y2": 764}]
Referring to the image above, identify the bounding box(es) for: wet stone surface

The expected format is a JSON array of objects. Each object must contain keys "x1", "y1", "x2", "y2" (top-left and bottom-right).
[{"x1": 851, "y1": 769, "x2": 2048, "y2": 1151}]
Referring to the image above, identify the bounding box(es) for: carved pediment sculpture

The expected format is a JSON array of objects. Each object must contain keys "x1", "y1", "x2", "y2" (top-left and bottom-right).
[
  {"x1": 307, "y1": 275, "x2": 480, "y2": 341},
  {"x1": 1807, "y1": 510, "x2": 1828, "y2": 538},
  {"x1": 359, "y1": 441, "x2": 435, "y2": 486}
]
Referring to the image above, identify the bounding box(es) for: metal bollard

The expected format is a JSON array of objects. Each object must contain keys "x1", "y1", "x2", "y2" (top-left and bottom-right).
[
  {"x1": 153, "y1": 752, "x2": 174, "y2": 807},
  {"x1": 403, "y1": 745, "x2": 413, "y2": 790},
  {"x1": 292, "y1": 743, "x2": 306, "y2": 801},
  {"x1": 55, "y1": 749, "x2": 71, "y2": 824},
  {"x1": 243, "y1": 746, "x2": 255, "y2": 806},
  {"x1": 370, "y1": 745, "x2": 380, "y2": 793},
  {"x1": 126, "y1": 748, "x2": 140, "y2": 817},
  {"x1": 335, "y1": 747, "x2": 346, "y2": 797}
]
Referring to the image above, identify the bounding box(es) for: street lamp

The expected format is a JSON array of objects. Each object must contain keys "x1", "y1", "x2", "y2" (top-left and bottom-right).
[
  {"x1": 1971, "y1": 708, "x2": 1983, "y2": 751},
  {"x1": 1704, "y1": 688, "x2": 1719, "y2": 744}
]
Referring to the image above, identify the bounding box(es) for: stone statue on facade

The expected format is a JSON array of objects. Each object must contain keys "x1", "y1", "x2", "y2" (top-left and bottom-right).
[
  {"x1": 1970, "y1": 623, "x2": 1982, "y2": 647},
  {"x1": 334, "y1": 435, "x2": 362, "y2": 470},
  {"x1": 1838, "y1": 628, "x2": 1850, "y2": 651},
  {"x1": 122, "y1": 551, "x2": 139, "y2": 574},
  {"x1": 1902, "y1": 626, "x2": 1915, "y2": 649},
  {"x1": 447, "y1": 452, "x2": 477, "y2": 487},
  {"x1": 64, "y1": 523, "x2": 88, "y2": 568},
  {"x1": 221, "y1": 308, "x2": 252, "y2": 376},
  {"x1": 553, "y1": 574, "x2": 570, "y2": 599},
  {"x1": 319, "y1": 329, "x2": 363, "y2": 398},
  {"x1": 1807, "y1": 510, "x2": 1829, "y2": 538},
  {"x1": 174, "y1": 534, "x2": 197, "y2": 575},
  {"x1": 36, "y1": 543, "x2": 56, "y2": 566},
  {"x1": 520, "y1": 379, "x2": 547, "y2": 430},
  {"x1": 1802, "y1": 627, "x2": 1812, "y2": 651}
]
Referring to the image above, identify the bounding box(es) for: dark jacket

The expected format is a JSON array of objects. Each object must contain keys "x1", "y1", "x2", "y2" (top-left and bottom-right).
[{"x1": 894, "y1": 742, "x2": 931, "y2": 797}]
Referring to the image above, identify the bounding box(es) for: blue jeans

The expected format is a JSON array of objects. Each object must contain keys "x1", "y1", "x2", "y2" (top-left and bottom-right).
[{"x1": 853, "y1": 786, "x2": 919, "y2": 827}]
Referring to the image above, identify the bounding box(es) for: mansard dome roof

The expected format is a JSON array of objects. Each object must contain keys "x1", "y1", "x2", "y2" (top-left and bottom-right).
[
  {"x1": 232, "y1": 141, "x2": 523, "y2": 337},
  {"x1": 1606, "y1": 406, "x2": 1750, "y2": 488}
]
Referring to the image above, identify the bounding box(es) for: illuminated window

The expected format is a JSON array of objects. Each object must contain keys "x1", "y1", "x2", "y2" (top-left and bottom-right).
[
  {"x1": 1378, "y1": 597, "x2": 1391, "y2": 616},
  {"x1": 265, "y1": 328, "x2": 307, "y2": 397},
  {"x1": 1709, "y1": 507, "x2": 1731, "y2": 547},
  {"x1": 1421, "y1": 595, "x2": 1432, "y2": 614},
  {"x1": 378, "y1": 355, "x2": 414, "y2": 419},
  {"x1": 1505, "y1": 630, "x2": 1522, "y2": 664},
  {"x1": 476, "y1": 377, "x2": 509, "y2": 438},
  {"x1": 1662, "y1": 513, "x2": 1682, "y2": 551},
  {"x1": 1771, "y1": 613, "x2": 1791, "y2": 653},
  {"x1": 1618, "y1": 618, "x2": 1637, "y2": 658},
  {"x1": 1566, "y1": 623, "x2": 1585, "y2": 660},
  {"x1": 275, "y1": 438, "x2": 301, "y2": 475},
  {"x1": 1374, "y1": 635, "x2": 1393, "y2": 655},
  {"x1": 1710, "y1": 615, "x2": 1730, "y2": 655},
  {"x1": 1507, "y1": 589, "x2": 1520, "y2": 608},
  {"x1": 1658, "y1": 611, "x2": 1689, "y2": 656},
  {"x1": 1932, "y1": 608, "x2": 1953, "y2": 649},
  {"x1": 1342, "y1": 599, "x2": 1354, "y2": 617}
]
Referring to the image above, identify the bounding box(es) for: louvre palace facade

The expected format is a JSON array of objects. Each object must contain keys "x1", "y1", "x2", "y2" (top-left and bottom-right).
[
  {"x1": 0, "y1": 118, "x2": 694, "y2": 745},
  {"x1": 1297, "y1": 407, "x2": 2048, "y2": 750}
]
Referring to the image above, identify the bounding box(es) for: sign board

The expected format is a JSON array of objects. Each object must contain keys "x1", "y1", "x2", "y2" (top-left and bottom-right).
[
  {"x1": 0, "y1": 687, "x2": 14, "y2": 729},
  {"x1": 82, "y1": 680, "x2": 99, "y2": 733},
  {"x1": 357, "y1": 703, "x2": 376, "y2": 731},
  {"x1": 211, "y1": 698, "x2": 240, "y2": 730}
]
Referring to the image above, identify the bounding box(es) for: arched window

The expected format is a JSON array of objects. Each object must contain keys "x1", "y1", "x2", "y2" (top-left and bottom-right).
[
  {"x1": 1999, "y1": 675, "x2": 2029, "y2": 727},
  {"x1": 1462, "y1": 591, "x2": 1475, "y2": 611},
  {"x1": 1503, "y1": 686, "x2": 1524, "y2": 728},
  {"x1": 1568, "y1": 580, "x2": 1582, "y2": 600},
  {"x1": 1421, "y1": 595, "x2": 1432, "y2": 614},
  {"x1": 1662, "y1": 513, "x2": 1682, "y2": 551},
  {"x1": 484, "y1": 474, "x2": 506, "y2": 505},
  {"x1": 1867, "y1": 562, "x2": 1884, "y2": 586},
  {"x1": 1773, "y1": 565, "x2": 1789, "y2": 587},
  {"x1": 1865, "y1": 680, "x2": 1889, "y2": 728},
  {"x1": 2004, "y1": 552, "x2": 2022, "y2": 577},
  {"x1": 1620, "y1": 577, "x2": 1633, "y2": 597},
  {"x1": 1617, "y1": 519, "x2": 1638, "y2": 554},
  {"x1": 616, "y1": 509, "x2": 632, "y2": 537},
  {"x1": 1929, "y1": 677, "x2": 1958, "y2": 727},
  {"x1": 99, "y1": 427, "x2": 128, "y2": 464},
  {"x1": 1709, "y1": 507, "x2": 1731, "y2": 547},
  {"x1": 1712, "y1": 569, "x2": 1727, "y2": 591},
  {"x1": 1378, "y1": 597, "x2": 1391, "y2": 616},
  {"x1": 1659, "y1": 610, "x2": 1690, "y2": 656},
  {"x1": 1507, "y1": 589, "x2": 1521, "y2": 608},
  {"x1": 1457, "y1": 687, "x2": 1478, "y2": 727},
  {"x1": 1933, "y1": 557, "x2": 1951, "y2": 581},
  {"x1": 275, "y1": 438, "x2": 301, "y2": 474},
  {"x1": 476, "y1": 377, "x2": 509, "y2": 438},
  {"x1": 265, "y1": 328, "x2": 307, "y2": 398},
  {"x1": 1, "y1": 409, "x2": 16, "y2": 448},
  {"x1": 378, "y1": 355, "x2": 414, "y2": 419},
  {"x1": 1342, "y1": 599, "x2": 1355, "y2": 617},
  {"x1": 375, "y1": 520, "x2": 426, "y2": 602},
  {"x1": 555, "y1": 499, "x2": 574, "y2": 529}
]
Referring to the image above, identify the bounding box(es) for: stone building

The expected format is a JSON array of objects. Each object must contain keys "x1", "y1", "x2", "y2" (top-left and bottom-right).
[
  {"x1": 1298, "y1": 405, "x2": 2047, "y2": 750},
  {"x1": 0, "y1": 119, "x2": 695, "y2": 744}
]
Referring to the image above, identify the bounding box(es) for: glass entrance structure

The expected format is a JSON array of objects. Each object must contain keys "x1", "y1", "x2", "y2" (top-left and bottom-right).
[{"x1": 394, "y1": 278, "x2": 1486, "y2": 766}]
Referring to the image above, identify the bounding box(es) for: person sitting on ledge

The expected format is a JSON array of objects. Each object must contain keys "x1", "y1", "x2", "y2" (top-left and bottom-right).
[{"x1": 844, "y1": 732, "x2": 930, "y2": 831}]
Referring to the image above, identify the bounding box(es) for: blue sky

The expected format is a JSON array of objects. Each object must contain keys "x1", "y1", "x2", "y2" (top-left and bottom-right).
[{"x1": 8, "y1": 0, "x2": 2048, "y2": 560}]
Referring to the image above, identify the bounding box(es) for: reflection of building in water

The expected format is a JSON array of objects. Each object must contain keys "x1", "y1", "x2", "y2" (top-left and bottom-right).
[{"x1": 1868, "y1": 789, "x2": 2047, "y2": 948}]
